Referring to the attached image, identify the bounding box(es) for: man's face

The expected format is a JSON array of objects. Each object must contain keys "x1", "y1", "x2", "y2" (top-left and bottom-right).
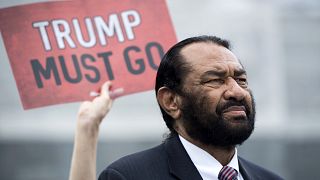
[{"x1": 178, "y1": 42, "x2": 255, "y2": 147}]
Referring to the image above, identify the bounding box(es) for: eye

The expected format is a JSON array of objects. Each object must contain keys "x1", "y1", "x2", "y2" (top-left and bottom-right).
[
  {"x1": 235, "y1": 78, "x2": 248, "y2": 86},
  {"x1": 205, "y1": 79, "x2": 225, "y2": 86}
]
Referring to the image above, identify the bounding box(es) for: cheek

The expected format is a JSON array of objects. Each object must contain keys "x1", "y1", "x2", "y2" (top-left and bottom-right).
[
  {"x1": 244, "y1": 92, "x2": 254, "y2": 111},
  {"x1": 202, "y1": 91, "x2": 222, "y2": 112}
]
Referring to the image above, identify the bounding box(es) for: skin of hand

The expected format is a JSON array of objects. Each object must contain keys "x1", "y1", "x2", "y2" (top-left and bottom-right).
[
  {"x1": 69, "y1": 81, "x2": 122, "y2": 180},
  {"x1": 77, "y1": 81, "x2": 114, "y2": 134}
]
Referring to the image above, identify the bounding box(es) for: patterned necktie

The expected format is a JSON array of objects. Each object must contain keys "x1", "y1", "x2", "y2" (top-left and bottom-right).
[{"x1": 218, "y1": 166, "x2": 238, "y2": 180}]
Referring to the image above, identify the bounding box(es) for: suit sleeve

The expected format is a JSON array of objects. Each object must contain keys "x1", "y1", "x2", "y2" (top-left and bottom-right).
[{"x1": 98, "y1": 168, "x2": 127, "y2": 180}]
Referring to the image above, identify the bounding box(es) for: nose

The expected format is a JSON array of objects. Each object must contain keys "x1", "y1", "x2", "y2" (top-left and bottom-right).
[{"x1": 223, "y1": 78, "x2": 246, "y2": 101}]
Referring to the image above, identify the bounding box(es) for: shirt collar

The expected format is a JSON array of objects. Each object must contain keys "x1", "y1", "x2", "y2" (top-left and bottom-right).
[{"x1": 179, "y1": 135, "x2": 240, "y2": 180}]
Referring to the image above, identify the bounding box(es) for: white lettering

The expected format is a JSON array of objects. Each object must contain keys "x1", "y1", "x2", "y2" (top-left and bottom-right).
[
  {"x1": 121, "y1": 10, "x2": 141, "y2": 40},
  {"x1": 33, "y1": 10, "x2": 142, "y2": 50},
  {"x1": 73, "y1": 18, "x2": 96, "y2": 48},
  {"x1": 52, "y1": 19, "x2": 76, "y2": 49},
  {"x1": 94, "y1": 15, "x2": 124, "y2": 46},
  {"x1": 32, "y1": 21, "x2": 51, "y2": 51}
]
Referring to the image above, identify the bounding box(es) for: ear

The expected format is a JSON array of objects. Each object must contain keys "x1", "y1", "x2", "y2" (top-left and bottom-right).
[{"x1": 157, "y1": 87, "x2": 182, "y2": 120}]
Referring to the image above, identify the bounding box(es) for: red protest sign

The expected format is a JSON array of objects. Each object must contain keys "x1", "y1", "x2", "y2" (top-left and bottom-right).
[{"x1": 0, "y1": 0, "x2": 176, "y2": 109}]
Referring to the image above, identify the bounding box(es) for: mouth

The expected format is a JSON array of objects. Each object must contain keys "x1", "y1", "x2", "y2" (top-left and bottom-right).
[{"x1": 222, "y1": 105, "x2": 247, "y2": 117}]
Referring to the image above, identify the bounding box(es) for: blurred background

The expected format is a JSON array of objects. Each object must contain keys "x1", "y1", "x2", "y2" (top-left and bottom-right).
[{"x1": 1, "y1": 0, "x2": 320, "y2": 179}]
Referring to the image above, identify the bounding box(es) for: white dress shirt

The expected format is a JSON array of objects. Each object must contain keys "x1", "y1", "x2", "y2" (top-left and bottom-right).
[{"x1": 179, "y1": 135, "x2": 243, "y2": 180}]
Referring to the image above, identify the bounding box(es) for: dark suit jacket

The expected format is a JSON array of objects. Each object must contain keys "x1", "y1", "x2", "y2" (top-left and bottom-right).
[{"x1": 99, "y1": 134, "x2": 284, "y2": 180}]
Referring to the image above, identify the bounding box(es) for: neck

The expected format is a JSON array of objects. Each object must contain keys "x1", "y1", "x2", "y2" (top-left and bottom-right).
[
  {"x1": 195, "y1": 140, "x2": 235, "y2": 166},
  {"x1": 178, "y1": 130, "x2": 236, "y2": 166}
]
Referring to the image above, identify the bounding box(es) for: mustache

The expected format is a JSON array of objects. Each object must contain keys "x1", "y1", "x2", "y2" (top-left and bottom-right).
[{"x1": 216, "y1": 99, "x2": 251, "y2": 116}]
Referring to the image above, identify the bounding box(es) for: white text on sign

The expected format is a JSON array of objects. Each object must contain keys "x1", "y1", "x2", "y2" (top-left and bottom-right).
[{"x1": 32, "y1": 10, "x2": 141, "y2": 51}]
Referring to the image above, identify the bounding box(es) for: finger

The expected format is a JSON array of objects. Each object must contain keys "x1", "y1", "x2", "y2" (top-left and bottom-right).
[
  {"x1": 110, "y1": 88, "x2": 124, "y2": 99},
  {"x1": 89, "y1": 91, "x2": 100, "y2": 97},
  {"x1": 100, "y1": 81, "x2": 112, "y2": 98},
  {"x1": 90, "y1": 87, "x2": 124, "y2": 98}
]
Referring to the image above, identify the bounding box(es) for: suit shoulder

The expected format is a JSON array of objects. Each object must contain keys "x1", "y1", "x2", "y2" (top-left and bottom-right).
[
  {"x1": 99, "y1": 143, "x2": 169, "y2": 179},
  {"x1": 239, "y1": 156, "x2": 284, "y2": 180},
  {"x1": 109, "y1": 143, "x2": 166, "y2": 168}
]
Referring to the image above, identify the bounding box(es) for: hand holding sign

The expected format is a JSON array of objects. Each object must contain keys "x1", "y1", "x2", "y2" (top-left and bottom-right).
[
  {"x1": 77, "y1": 81, "x2": 123, "y2": 132},
  {"x1": 70, "y1": 81, "x2": 122, "y2": 180}
]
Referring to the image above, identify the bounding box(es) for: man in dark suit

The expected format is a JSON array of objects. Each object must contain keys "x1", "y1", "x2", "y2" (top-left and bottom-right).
[{"x1": 96, "y1": 35, "x2": 283, "y2": 180}]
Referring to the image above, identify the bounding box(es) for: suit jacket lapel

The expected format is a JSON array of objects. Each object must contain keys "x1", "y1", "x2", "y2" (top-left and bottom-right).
[
  {"x1": 164, "y1": 133, "x2": 203, "y2": 180},
  {"x1": 239, "y1": 156, "x2": 253, "y2": 180}
]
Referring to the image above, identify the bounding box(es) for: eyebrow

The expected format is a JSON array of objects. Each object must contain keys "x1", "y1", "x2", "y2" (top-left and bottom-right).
[
  {"x1": 234, "y1": 69, "x2": 247, "y2": 76},
  {"x1": 200, "y1": 68, "x2": 247, "y2": 79},
  {"x1": 201, "y1": 70, "x2": 227, "y2": 78}
]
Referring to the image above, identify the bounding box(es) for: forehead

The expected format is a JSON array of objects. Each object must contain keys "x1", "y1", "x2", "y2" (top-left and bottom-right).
[{"x1": 180, "y1": 42, "x2": 243, "y2": 72}]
